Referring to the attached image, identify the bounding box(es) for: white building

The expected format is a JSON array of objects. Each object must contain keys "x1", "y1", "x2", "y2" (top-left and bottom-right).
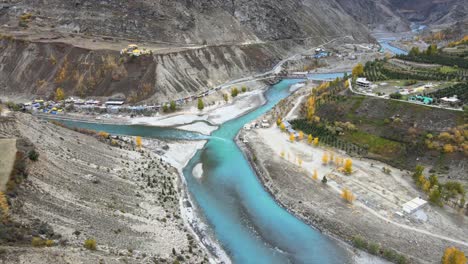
[
  {"x1": 356, "y1": 78, "x2": 371, "y2": 89},
  {"x1": 440, "y1": 96, "x2": 460, "y2": 106},
  {"x1": 402, "y1": 197, "x2": 427, "y2": 214}
]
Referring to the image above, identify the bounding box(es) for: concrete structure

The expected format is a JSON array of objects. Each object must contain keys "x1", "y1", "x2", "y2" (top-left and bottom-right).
[
  {"x1": 105, "y1": 100, "x2": 125, "y2": 106},
  {"x1": 402, "y1": 197, "x2": 428, "y2": 214},
  {"x1": 440, "y1": 96, "x2": 460, "y2": 106},
  {"x1": 356, "y1": 78, "x2": 371, "y2": 89}
]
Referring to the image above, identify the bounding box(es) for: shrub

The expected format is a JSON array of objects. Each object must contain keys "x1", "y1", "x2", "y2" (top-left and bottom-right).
[
  {"x1": 231, "y1": 87, "x2": 239, "y2": 97},
  {"x1": 170, "y1": 101, "x2": 176, "y2": 111},
  {"x1": 368, "y1": 243, "x2": 380, "y2": 254},
  {"x1": 197, "y1": 98, "x2": 204, "y2": 111},
  {"x1": 32, "y1": 237, "x2": 45, "y2": 247},
  {"x1": 352, "y1": 236, "x2": 368, "y2": 249},
  {"x1": 84, "y1": 238, "x2": 97, "y2": 250},
  {"x1": 98, "y1": 131, "x2": 110, "y2": 139},
  {"x1": 45, "y1": 240, "x2": 54, "y2": 247},
  {"x1": 28, "y1": 150, "x2": 39, "y2": 161},
  {"x1": 321, "y1": 176, "x2": 328, "y2": 184},
  {"x1": 389, "y1": 93, "x2": 402, "y2": 99}
]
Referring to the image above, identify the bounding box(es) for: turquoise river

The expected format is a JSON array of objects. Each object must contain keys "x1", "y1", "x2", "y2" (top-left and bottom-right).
[{"x1": 56, "y1": 78, "x2": 351, "y2": 263}]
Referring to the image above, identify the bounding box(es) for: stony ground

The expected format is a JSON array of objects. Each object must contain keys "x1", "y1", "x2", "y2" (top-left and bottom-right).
[
  {"x1": 0, "y1": 113, "x2": 209, "y2": 264},
  {"x1": 0, "y1": 138, "x2": 16, "y2": 192}
]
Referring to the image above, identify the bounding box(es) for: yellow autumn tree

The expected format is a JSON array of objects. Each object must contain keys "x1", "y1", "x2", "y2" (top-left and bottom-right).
[
  {"x1": 322, "y1": 153, "x2": 329, "y2": 165},
  {"x1": 422, "y1": 180, "x2": 431, "y2": 193},
  {"x1": 280, "y1": 150, "x2": 285, "y2": 158},
  {"x1": 290, "y1": 133, "x2": 295, "y2": 142},
  {"x1": 341, "y1": 188, "x2": 355, "y2": 203},
  {"x1": 298, "y1": 131, "x2": 304, "y2": 140},
  {"x1": 313, "y1": 169, "x2": 318, "y2": 180},
  {"x1": 54, "y1": 87, "x2": 65, "y2": 101},
  {"x1": 352, "y1": 63, "x2": 364, "y2": 77},
  {"x1": 136, "y1": 136, "x2": 142, "y2": 148},
  {"x1": 0, "y1": 192, "x2": 9, "y2": 222},
  {"x1": 443, "y1": 144, "x2": 455, "y2": 153},
  {"x1": 280, "y1": 123, "x2": 286, "y2": 132},
  {"x1": 442, "y1": 247, "x2": 466, "y2": 264},
  {"x1": 329, "y1": 153, "x2": 335, "y2": 165},
  {"x1": 307, "y1": 134, "x2": 313, "y2": 144},
  {"x1": 298, "y1": 157, "x2": 303, "y2": 167},
  {"x1": 276, "y1": 118, "x2": 282, "y2": 126},
  {"x1": 344, "y1": 159, "x2": 353, "y2": 174},
  {"x1": 313, "y1": 137, "x2": 319, "y2": 146},
  {"x1": 306, "y1": 96, "x2": 316, "y2": 121}
]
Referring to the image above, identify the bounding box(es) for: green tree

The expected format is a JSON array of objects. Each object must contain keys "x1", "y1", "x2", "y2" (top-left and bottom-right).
[
  {"x1": 231, "y1": 87, "x2": 239, "y2": 97},
  {"x1": 412, "y1": 165, "x2": 424, "y2": 181},
  {"x1": 321, "y1": 176, "x2": 328, "y2": 184},
  {"x1": 409, "y1": 47, "x2": 420, "y2": 56},
  {"x1": 197, "y1": 98, "x2": 204, "y2": 111},
  {"x1": 162, "y1": 104, "x2": 169, "y2": 112},
  {"x1": 429, "y1": 185, "x2": 442, "y2": 206},
  {"x1": 429, "y1": 175, "x2": 439, "y2": 188},
  {"x1": 170, "y1": 100, "x2": 176, "y2": 111},
  {"x1": 426, "y1": 44, "x2": 438, "y2": 56},
  {"x1": 241, "y1": 86, "x2": 247, "y2": 93},
  {"x1": 223, "y1": 93, "x2": 229, "y2": 102}
]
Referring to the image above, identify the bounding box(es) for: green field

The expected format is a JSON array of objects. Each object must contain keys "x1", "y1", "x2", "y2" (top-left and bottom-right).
[{"x1": 343, "y1": 131, "x2": 405, "y2": 159}]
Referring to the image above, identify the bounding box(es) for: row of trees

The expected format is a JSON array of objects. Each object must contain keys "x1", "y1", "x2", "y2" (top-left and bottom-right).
[
  {"x1": 398, "y1": 45, "x2": 468, "y2": 69},
  {"x1": 290, "y1": 119, "x2": 367, "y2": 156}
]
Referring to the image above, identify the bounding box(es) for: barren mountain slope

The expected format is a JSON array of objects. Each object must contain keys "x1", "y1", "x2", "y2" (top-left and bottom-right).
[
  {"x1": 0, "y1": 0, "x2": 370, "y2": 44},
  {"x1": 0, "y1": 113, "x2": 207, "y2": 263}
]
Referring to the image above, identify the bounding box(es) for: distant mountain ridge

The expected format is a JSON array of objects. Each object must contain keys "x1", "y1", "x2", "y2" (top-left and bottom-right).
[{"x1": 336, "y1": 0, "x2": 467, "y2": 32}]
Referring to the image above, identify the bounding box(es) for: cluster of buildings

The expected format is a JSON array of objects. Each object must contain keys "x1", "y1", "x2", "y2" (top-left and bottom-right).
[{"x1": 23, "y1": 99, "x2": 64, "y2": 114}]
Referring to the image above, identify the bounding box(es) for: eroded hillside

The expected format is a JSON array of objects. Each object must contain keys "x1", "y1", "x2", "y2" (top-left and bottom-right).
[{"x1": 0, "y1": 37, "x2": 285, "y2": 103}]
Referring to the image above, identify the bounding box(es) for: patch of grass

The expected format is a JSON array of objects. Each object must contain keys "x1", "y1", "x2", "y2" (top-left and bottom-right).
[
  {"x1": 439, "y1": 66, "x2": 458, "y2": 74},
  {"x1": 344, "y1": 131, "x2": 404, "y2": 158}
]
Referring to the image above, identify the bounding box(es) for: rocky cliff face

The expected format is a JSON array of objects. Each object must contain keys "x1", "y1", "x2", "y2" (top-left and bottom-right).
[
  {"x1": 1, "y1": 0, "x2": 371, "y2": 45},
  {"x1": 0, "y1": 0, "x2": 375, "y2": 102}
]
